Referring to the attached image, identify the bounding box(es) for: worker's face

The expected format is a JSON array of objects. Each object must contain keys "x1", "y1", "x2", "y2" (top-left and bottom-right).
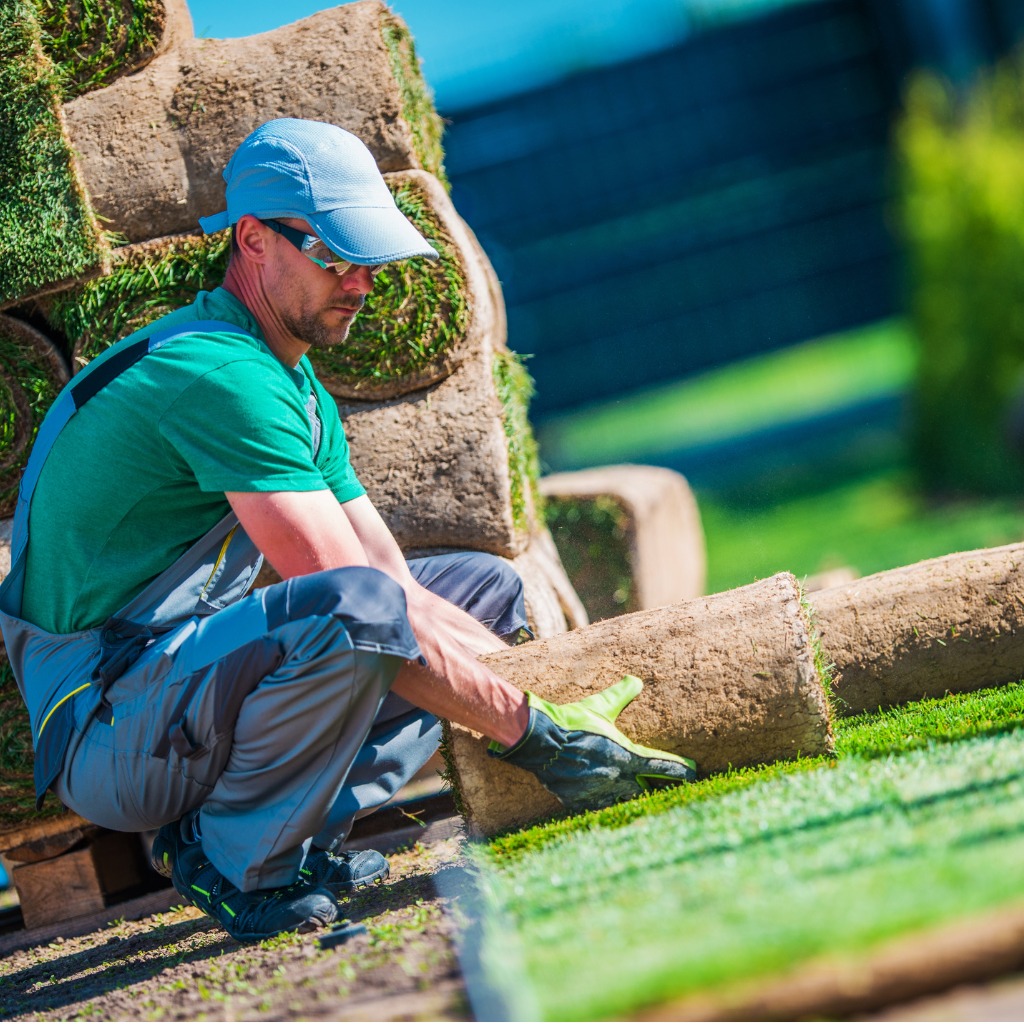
[{"x1": 268, "y1": 218, "x2": 377, "y2": 349}]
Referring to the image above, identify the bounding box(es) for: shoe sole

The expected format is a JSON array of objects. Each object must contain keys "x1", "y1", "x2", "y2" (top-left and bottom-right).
[{"x1": 320, "y1": 861, "x2": 390, "y2": 896}]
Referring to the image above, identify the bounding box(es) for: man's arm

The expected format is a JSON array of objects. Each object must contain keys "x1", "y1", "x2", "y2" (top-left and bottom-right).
[
  {"x1": 226, "y1": 489, "x2": 529, "y2": 746},
  {"x1": 227, "y1": 488, "x2": 698, "y2": 806}
]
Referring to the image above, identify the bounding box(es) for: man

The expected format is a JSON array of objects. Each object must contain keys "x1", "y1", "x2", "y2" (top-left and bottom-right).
[{"x1": 0, "y1": 119, "x2": 695, "y2": 942}]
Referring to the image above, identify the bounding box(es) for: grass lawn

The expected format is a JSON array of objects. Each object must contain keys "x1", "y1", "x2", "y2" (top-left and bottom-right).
[
  {"x1": 700, "y1": 464, "x2": 1024, "y2": 592},
  {"x1": 536, "y1": 317, "x2": 1024, "y2": 593},
  {"x1": 468, "y1": 683, "x2": 1024, "y2": 1020}
]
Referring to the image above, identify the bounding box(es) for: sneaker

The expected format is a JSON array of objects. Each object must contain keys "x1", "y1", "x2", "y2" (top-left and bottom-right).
[
  {"x1": 160, "y1": 821, "x2": 338, "y2": 941},
  {"x1": 150, "y1": 821, "x2": 179, "y2": 879},
  {"x1": 301, "y1": 848, "x2": 390, "y2": 894}
]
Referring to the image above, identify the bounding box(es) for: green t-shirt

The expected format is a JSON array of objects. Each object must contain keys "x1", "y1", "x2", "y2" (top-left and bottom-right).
[{"x1": 22, "y1": 288, "x2": 365, "y2": 634}]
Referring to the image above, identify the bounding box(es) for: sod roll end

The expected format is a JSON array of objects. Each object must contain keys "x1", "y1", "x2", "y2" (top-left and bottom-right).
[
  {"x1": 0, "y1": 0, "x2": 111, "y2": 308},
  {"x1": 542, "y1": 463, "x2": 706, "y2": 621},
  {"x1": 311, "y1": 170, "x2": 492, "y2": 400},
  {"x1": 445, "y1": 572, "x2": 833, "y2": 838}
]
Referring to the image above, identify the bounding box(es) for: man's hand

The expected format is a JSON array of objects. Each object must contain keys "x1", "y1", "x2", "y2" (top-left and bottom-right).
[{"x1": 488, "y1": 675, "x2": 697, "y2": 813}]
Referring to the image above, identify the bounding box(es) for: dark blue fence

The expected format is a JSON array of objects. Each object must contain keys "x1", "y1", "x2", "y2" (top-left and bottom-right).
[{"x1": 442, "y1": 0, "x2": 1024, "y2": 416}]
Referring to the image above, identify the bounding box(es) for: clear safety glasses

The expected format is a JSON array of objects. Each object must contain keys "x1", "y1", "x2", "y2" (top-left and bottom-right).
[{"x1": 263, "y1": 219, "x2": 385, "y2": 278}]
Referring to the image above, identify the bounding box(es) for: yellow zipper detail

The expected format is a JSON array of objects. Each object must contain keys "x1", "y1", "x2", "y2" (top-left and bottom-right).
[
  {"x1": 37, "y1": 682, "x2": 92, "y2": 740},
  {"x1": 199, "y1": 526, "x2": 237, "y2": 600}
]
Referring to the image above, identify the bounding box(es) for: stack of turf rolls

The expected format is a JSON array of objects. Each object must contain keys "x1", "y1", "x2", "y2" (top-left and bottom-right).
[{"x1": 0, "y1": 0, "x2": 577, "y2": 825}]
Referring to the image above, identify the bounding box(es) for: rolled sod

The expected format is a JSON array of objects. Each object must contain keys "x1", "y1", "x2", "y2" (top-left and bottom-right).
[
  {"x1": 0, "y1": 316, "x2": 69, "y2": 518},
  {"x1": 42, "y1": 229, "x2": 231, "y2": 370},
  {"x1": 0, "y1": 0, "x2": 109, "y2": 308},
  {"x1": 542, "y1": 464, "x2": 706, "y2": 622},
  {"x1": 34, "y1": 0, "x2": 189, "y2": 101},
  {"x1": 310, "y1": 171, "x2": 485, "y2": 401},
  {"x1": 64, "y1": 1, "x2": 446, "y2": 244},
  {"x1": 814, "y1": 542, "x2": 1024, "y2": 716},
  {"x1": 444, "y1": 572, "x2": 832, "y2": 838},
  {"x1": 339, "y1": 344, "x2": 537, "y2": 558}
]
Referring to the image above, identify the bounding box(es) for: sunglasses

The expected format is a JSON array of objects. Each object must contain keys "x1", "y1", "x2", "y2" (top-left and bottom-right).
[{"x1": 263, "y1": 219, "x2": 385, "y2": 278}]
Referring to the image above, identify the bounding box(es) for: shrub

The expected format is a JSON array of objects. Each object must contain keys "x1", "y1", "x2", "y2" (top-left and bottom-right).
[{"x1": 897, "y1": 59, "x2": 1024, "y2": 493}]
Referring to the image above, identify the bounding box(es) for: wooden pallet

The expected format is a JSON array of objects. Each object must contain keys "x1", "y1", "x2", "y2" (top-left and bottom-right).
[{"x1": 1, "y1": 814, "x2": 156, "y2": 930}]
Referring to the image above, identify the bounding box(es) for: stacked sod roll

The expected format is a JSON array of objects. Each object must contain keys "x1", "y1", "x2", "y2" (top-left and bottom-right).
[
  {"x1": 1, "y1": 1, "x2": 571, "y2": 625},
  {"x1": 62, "y1": 1, "x2": 447, "y2": 243}
]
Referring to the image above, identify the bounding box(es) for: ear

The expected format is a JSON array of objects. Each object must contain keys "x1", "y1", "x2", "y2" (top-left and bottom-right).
[{"x1": 233, "y1": 214, "x2": 271, "y2": 262}]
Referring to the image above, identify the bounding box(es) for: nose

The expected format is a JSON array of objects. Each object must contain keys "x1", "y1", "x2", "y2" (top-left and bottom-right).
[{"x1": 340, "y1": 265, "x2": 376, "y2": 295}]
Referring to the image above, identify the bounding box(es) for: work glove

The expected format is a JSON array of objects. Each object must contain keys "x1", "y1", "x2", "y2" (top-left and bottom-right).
[{"x1": 488, "y1": 675, "x2": 697, "y2": 814}]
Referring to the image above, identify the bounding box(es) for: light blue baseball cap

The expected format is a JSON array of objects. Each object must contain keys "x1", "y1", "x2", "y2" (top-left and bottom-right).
[{"x1": 199, "y1": 118, "x2": 438, "y2": 264}]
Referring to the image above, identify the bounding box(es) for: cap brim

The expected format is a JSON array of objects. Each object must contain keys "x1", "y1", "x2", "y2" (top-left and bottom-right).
[
  {"x1": 199, "y1": 210, "x2": 230, "y2": 234},
  {"x1": 308, "y1": 205, "x2": 439, "y2": 264}
]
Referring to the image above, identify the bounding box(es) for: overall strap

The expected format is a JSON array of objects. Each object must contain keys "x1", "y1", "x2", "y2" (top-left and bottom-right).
[{"x1": 6, "y1": 321, "x2": 243, "y2": 587}]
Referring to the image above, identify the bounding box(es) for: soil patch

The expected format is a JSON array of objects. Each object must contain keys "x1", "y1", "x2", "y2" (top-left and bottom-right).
[{"x1": 0, "y1": 837, "x2": 473, "y2": 1022}]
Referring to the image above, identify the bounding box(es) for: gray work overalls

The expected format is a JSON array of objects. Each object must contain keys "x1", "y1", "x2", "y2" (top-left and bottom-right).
[{"x1": 0, "y1": 319, "x2": 527, "y2": 892}]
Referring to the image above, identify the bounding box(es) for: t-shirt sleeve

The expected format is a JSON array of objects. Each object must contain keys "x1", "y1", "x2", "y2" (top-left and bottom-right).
[
  {"x1": 158, "y1": 359, "x2": 329, "y2": 493},
  {"x1": 311, "y1": 376, "x2": 366, "y2": 503}
]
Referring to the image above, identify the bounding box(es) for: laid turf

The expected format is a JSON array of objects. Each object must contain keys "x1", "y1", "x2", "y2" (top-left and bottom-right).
[{"x1": 469, "y1": 681, "x2": 1024, "y2": 1020}]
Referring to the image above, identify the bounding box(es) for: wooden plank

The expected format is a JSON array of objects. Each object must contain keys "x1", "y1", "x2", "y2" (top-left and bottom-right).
[
  {"x1": 0, "y1": 812, "x2": 92, "y2": 858},
  {"x1": 7, "y1": 830, "x2": 149, "y2": 931},
  {"x1": 11, "y1": 847, "x2": 106, "y2": 930},
  {"x1": 4, "y1": 820, "x2": 100, "y2": 864}
]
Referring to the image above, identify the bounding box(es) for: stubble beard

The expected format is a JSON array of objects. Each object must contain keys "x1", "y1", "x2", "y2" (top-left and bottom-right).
[{"x1": 283, "y1": 303, "x2": 362, "y2": 350}]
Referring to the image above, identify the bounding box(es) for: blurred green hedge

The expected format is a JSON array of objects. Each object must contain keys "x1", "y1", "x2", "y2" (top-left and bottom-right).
[{"x1": 898, "y1": 60, "x2": 1024, "y2": 494}]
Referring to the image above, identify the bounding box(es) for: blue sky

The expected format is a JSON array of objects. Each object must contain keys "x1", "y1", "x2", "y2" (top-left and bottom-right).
[{"x1": 186, "y1": 0, "x2": 695, "y2": 110}]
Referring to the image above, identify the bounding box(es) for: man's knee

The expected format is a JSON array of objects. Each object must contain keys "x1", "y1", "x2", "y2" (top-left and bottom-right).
[
  {"x1": 262, "y1": 566, "x2": 420, "y2": 659},
  {"x1": 408, "y1": 551, "x2": 528, "y2": 640}
]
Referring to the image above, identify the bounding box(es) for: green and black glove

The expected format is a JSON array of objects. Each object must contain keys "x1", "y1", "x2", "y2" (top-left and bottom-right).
[{"x1": 488, "y1": 675, "x2": 697, "y2": 814}]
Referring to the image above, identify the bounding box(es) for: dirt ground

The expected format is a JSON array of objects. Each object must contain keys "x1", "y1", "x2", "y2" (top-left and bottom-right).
[{"x1": 0, "y1": 836, "x2": 474, "y2": 1022}]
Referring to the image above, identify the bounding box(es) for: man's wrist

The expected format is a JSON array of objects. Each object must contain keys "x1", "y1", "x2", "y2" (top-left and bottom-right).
[{"x1": 489, "y1": 689, "x2": 531, "y2": 749}]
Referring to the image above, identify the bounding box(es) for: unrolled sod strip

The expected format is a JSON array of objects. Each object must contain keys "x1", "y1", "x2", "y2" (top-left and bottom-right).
[
  {"x1": 64, "y1": 0, "x2": 445, "y2": 244},
  {"x1": 637, "y1": 899, "x2": 1024, "y2": 1022},
  {"x1": 444, "y1": 571, "x2": 832, "y2": 838},
  {"x1": 813, "y1": 541, "x2": 1024, "y2": 716},
  {"x1": 0, "y1": 317, "x2": 69, "y2": 518}
]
